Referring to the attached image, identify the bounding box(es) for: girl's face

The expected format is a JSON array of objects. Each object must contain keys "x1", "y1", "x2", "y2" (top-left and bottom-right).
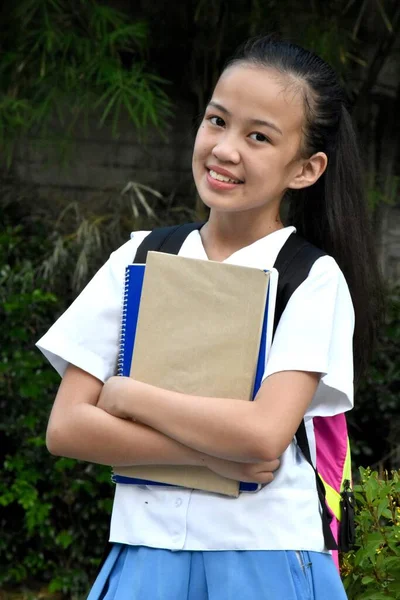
[{"x1": 192, "y1": 64, "x2": 308, "y2": 220}]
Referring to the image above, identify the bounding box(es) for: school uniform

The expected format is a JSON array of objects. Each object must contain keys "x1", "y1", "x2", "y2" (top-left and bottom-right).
[{"x1": 37, "y1": 226, "x2": 353, "y2": 599}]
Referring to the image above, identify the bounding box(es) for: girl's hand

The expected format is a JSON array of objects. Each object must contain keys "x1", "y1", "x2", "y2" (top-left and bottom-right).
[
  {"x1": 97, "y1": 376, "x2": 133, "y2": 419},
  {"x1": 205, "y1": 455, "x2": 280, "y2": 484}
]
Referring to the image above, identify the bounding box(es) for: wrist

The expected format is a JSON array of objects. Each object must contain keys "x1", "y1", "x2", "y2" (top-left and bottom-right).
[
  {"x1": 130, "y1": 380, "x2": 173, "y2": 425},
  {"x1": 115, "y1": 376, "x2": 139, "y2": 419}
]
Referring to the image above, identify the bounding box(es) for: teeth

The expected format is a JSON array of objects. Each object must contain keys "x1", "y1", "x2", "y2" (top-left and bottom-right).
[{"x1": 209, "y1": 169, "x2": 240, "y2": 184}]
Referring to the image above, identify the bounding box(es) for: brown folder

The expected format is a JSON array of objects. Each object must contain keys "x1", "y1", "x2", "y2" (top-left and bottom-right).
[{"x1": 113, "y1": 251, "x2": 270, "y2": 496}]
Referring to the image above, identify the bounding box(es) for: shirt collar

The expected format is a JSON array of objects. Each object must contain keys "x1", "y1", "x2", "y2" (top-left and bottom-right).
[{"x1": 179, "y1": 226, "x2": 296, "y2": 269}]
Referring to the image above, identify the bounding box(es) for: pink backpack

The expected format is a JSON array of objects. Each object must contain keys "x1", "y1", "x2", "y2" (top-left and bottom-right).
[{"x1": 314, "y1": 414, "x2": 354, "y2": 569}]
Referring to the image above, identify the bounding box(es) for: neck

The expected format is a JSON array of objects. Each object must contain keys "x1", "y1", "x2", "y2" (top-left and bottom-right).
[{"x1": 201, "y1": 208, "x2": 284, "y2": 262}]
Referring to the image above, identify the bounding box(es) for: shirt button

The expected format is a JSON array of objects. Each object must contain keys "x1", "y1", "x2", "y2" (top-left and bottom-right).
[{"x1": 175, "y1": 498, "x2": 183, "y2": 508}]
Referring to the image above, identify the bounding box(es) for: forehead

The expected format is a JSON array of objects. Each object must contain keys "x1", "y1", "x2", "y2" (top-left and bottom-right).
[{"x1": 211, "y1": 64, "x2": 305, "y2": 133}]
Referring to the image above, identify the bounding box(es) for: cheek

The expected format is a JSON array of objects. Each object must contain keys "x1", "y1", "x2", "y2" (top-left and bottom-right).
[
  {"x1": 193, "y1": 126, "x2": 210, "y2": 160},
  {"x1": 192, "y1": 132, "x2": 204, "y2": 175}
]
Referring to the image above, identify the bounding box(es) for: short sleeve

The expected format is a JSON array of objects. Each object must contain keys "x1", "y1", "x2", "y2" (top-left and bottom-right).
[
  {"x1": 36, "y1": 231, "x2": 151, "y2": 382},
  {"x1": 263, "y1": 256, "x2": 355, "y2": 417}
]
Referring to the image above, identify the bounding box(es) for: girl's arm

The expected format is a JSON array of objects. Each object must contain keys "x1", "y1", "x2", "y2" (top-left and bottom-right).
[
  {"x1": 46, "y1": 365, "x2": 202, "y2": 466},
  {"x1": 46, "y1": 364, "x2": 279, "y2": 483},
  {"x1": 97, "y1": 370, "x2": 319, "y2": 463}
]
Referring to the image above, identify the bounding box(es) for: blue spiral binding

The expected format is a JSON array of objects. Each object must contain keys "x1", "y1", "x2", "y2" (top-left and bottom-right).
[
  {"x1": 117, "y1": 267, "x2": 131, "y2": 376},
  {"x1": 117, "y1": 264, "x2": 146, "y2": 378}
]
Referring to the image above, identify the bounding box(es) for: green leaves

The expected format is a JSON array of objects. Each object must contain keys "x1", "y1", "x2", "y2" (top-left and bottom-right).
[
  {"x1": 94, "y1": 62, "x2": 171, "y2": 135},
  {"x1": 1, "y1": 0, "x2": 172, "y2": 165},
  {"x1": 341, "y1": 468, "x2": 400, "y2": 599},
  {"x1": 38, "y1": 180, "x2": 165, "y2": 292},
  {"x1": 0, "y1": 224, "x2": 113, "y2": 597}
]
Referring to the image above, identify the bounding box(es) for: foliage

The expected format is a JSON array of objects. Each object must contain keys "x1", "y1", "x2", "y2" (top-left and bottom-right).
[
  {"x1": 142, "y1": 0, "x2": 398, "y2": 109},
  {"x1": 341, "y1": 467, "x2": 400, "y2": 600},
  {"x1": 2, "y1": 0, "x2": 395, "y2": 165},
  {"x1": 39, "y1": 181, "x2": 164, "y2": 292},
  {"x1": 0, "y1": 174, "x2": 198, "y2": 295},
  {"x1": 349, "y1": 287, "x2": 400, "y2": 467},
  {"x1": 0, "y1": 224, "x2": 112, "y2": 599},
  {"x1": 0, "y1": 0, "x2": 171, "y2": 165}
]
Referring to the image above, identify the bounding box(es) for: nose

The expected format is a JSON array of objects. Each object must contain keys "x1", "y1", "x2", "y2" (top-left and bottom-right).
[{"x1": 212, "y1": 134, "x2": 240, "y2": 164}]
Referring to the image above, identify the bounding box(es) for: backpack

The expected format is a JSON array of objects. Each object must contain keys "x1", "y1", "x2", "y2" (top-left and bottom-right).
[{"x1": 132, "y1": 222, "x2": 355, "y2": 562}]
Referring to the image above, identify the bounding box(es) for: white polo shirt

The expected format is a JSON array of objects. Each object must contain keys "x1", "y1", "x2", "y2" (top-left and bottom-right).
[{"x1": 37, "y1": 226, "x2": 354, "y2": 552}]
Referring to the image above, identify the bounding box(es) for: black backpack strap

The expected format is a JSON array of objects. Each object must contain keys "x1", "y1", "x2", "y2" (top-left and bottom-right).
[
  {"x1": 273, "y1": 232, "x2": 325, "y2": 335},
  {"x1": 273, "y1": 233, "x2": 338, "y2": 551},
  {"x1": 133, "y1": 222, "x2": 204, "y2": 263}
]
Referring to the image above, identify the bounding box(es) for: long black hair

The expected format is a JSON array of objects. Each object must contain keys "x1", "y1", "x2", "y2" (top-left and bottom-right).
[{"x1": 225, "y1": 35, "x2": 384, "y2": 384}]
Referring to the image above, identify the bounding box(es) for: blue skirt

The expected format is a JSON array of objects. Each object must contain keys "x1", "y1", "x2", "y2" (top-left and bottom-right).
[{"x1": 87, "y1": 544, "x2": 347, "y2": 600}]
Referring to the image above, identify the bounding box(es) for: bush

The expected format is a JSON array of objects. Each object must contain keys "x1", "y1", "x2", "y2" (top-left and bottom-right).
[
  {"x1": 341, "y1": 467, "x2": 400, "y2": 600},
  {"x1": 0, "y1": 224, "x2": 112, "y2": 599}
]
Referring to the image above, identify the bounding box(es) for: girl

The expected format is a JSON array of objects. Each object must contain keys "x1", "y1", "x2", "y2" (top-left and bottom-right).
[{"x1": 37, "y1": 36, "x2": 382, "y2": 599}]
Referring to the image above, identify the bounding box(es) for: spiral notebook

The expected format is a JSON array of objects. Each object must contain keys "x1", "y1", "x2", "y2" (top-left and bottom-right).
[{"x1": 112, "y1": 252, "x2": 278, "y2": 497}]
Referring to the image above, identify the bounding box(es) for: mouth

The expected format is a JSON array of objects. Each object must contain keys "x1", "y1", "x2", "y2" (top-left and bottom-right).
[
  {"x1": 208, "y1": 169, "x2": 243, "y2": 184},
  {"x1": 206, "y1": 168, "x2": 244, "y2": 185}
]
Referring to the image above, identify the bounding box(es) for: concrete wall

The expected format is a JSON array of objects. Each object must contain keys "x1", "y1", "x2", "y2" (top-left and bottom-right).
[
  {"x1": 12, "y1": 102, "x2": 196, "y2": 210},
  {"x1": 8, "y1": 100, "x2": 400, "y2": 283}
]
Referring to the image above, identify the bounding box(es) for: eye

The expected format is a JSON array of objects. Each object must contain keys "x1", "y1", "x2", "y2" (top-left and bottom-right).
[
  {"x1": 249, "y1": 132, "x2": 270, "y2": 143},
  {"x1": 208, "y1": 115, "x2": 225, "y2": 128}
]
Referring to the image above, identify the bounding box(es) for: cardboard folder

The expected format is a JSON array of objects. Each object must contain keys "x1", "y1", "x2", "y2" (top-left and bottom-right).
[{"x1": 113, "y1": 251, "x2": 273, "y2": 496}]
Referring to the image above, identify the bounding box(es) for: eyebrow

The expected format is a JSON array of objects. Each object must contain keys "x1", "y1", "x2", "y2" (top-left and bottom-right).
[{"x1": 207, "y1": 101, "x2": 283, "y2": 136}]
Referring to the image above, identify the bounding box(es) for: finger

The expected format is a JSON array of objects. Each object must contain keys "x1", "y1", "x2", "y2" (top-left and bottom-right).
[
  {"x1": 254, "y1": 471, "x2": 274, "y2": 484},
  {"x1": 241, "y1": 467, "x2": 275, "y2": 484},
  {"x1": 262, "y1": 459, "x2": 280, "y2": 472}
]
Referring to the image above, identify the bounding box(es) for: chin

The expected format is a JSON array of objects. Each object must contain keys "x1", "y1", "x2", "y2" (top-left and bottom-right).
[{"x1": 199, "y1": 197, "x2": 246, "y2": 215}]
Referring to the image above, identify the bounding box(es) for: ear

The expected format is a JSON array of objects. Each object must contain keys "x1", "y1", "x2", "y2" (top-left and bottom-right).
[{"x1": 288, "y1": 152, "x2": 328, "y2": 190}]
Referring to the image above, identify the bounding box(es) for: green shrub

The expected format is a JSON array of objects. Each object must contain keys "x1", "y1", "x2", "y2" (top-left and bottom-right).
[
  {"x1": 342, "y1": 467, "x2": 400, "y2": 600},
  {"x1": 0, "y1": 224, "x2": 112, "y2": 598}
]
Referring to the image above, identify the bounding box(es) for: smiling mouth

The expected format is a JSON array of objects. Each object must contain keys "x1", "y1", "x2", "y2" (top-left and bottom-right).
[{"x1": 208, "y1": 169, "x2": 244, "y2": 184}]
